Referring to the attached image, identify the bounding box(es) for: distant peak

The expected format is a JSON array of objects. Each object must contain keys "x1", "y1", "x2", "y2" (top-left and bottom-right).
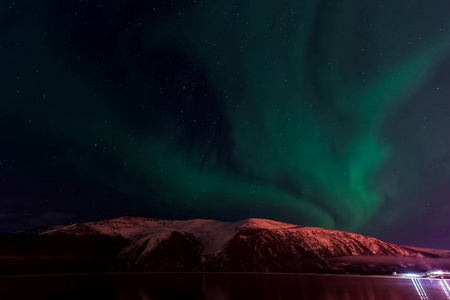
[
  {"x1": 236, "y1": 218, "x2": 300, "y2": 230},
  {"x1": 107, "y1": 216, "x2": 158, "y2": 222}
]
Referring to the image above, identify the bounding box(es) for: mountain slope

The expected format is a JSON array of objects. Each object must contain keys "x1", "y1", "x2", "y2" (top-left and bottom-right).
[{"x1": 42, "y1": 217, "x2": 433, "y2": 273}]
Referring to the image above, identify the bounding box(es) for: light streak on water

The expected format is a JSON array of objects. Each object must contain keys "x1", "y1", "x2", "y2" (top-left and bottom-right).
[
  {"x1": 440, "y1": 280, "x2": 450, "y2": 299},
  {"x1": 411, "y1": 278, "x2": 429, "y2": 300}
]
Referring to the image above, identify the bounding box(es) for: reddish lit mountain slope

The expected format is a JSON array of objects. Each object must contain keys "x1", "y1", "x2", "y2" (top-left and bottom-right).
[{"x1": 43, "y1": 217, "x2": 432, "y2": 273}]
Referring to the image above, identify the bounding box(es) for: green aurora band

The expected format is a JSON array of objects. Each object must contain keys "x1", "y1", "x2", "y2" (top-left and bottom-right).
[
  {"x1": 1, "y1": 0, "x2": 450, "y2": 231},
  {"x1": 133, "y1": 0, "x2": 450, "y2": 229}
]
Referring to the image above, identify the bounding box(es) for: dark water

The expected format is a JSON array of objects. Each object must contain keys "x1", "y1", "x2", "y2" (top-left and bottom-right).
[{"x1": 1, "y1": 273, "x2": 450, "y2": 300}]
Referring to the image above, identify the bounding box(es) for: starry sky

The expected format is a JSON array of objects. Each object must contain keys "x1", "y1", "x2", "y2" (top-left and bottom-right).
[{"x1": 1, "y1": 0, "x2": 450, "y2": 248}]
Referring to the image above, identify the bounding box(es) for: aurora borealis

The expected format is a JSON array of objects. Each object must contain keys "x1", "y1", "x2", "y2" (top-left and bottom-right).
[{"x1": 1, "y1": 0, "x2": 450, "y2": 247}]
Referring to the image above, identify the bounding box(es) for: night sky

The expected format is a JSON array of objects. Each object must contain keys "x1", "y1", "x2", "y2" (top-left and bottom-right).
[{"x1": 1, "y1": 0, "x2": 450, "y2": 248}]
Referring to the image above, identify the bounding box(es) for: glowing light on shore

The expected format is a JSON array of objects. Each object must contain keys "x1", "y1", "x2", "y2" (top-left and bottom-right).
[
  {"x1": 403, "y1": 273, "x2": 422, "y2": 278},
  {"x1": 431, "y1": 271, "x2": 445, "y2": 275}
]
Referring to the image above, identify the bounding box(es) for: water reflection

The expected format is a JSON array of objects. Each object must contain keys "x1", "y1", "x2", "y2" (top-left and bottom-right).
[
  {"x1": 439, "y1": 280, "x2": 450, "y2": 299},
  {"x1": 3, "y1": 273, "x2": 450, "y2": 299},
  {"x1": 411, "y1": 278, "x2": 429, "y2": 300}
]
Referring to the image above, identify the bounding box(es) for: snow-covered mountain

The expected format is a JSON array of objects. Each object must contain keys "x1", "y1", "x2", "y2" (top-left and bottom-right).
[{"x1": 42, "y1": 217, "x2": 433, "y2": 273}]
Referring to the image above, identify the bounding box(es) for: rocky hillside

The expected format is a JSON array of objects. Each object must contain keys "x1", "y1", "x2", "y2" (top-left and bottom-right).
[{"x1": 41, "y1": 217, "x2": 433, "y2": 273}]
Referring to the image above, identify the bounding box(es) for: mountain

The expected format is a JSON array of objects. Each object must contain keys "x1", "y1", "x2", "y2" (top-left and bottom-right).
[{"x1": 35, "y1": 216, "x2": 437, "y2": 274}]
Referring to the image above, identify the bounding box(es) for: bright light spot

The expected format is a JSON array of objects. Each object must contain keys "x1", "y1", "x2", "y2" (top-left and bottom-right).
[
  {"x1": 430, "y1": 271, "x2": 445, "y2": 275},
  {"x1": 403, "y1": 273, "x2": 422, "y2": 278}
]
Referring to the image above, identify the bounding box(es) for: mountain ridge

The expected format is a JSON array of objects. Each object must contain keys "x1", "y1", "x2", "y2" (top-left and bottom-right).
[{"x1": 40, "y1": 216, "x2": 439, "y2": 273}]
